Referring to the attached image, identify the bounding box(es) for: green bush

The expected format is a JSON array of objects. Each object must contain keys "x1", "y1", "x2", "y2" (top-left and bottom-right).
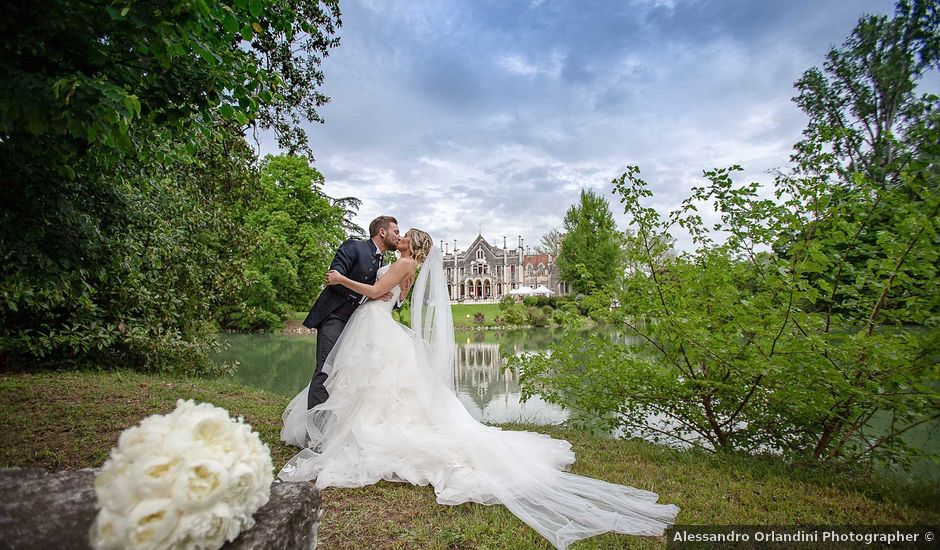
[
  {"x1": 499, "y1": 295, "x2": 517, "y2": 310},
  {"x1": 518, "y1": 158, "x2": 940, "y2": 467},
  {"x1": 0, "y1": 134, "x2": 247, "y2": 375},
  {"x1": 502, "y1": 306, "x2": 528, "y2": 326},
  {"x1": 522, "y1": 296, "x2": 559, "y2": 308},
  {"x1": 526, "y1": 307, "x2": 549, "y2": 328}
]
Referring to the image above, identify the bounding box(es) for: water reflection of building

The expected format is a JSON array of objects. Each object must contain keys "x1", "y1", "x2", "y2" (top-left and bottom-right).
[{"x1": 454, "y1": 341, "x2": 524, "y2": 412}]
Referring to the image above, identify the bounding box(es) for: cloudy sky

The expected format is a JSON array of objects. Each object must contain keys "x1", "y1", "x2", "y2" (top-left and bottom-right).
[{"x1": 262, "y1": 0, "x2": 900, "y2": 252}]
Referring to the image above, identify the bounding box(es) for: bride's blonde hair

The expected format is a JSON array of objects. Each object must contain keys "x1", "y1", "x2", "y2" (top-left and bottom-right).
[{"x1": 408, "y1": 229, "x2": 433, "y2": 264}]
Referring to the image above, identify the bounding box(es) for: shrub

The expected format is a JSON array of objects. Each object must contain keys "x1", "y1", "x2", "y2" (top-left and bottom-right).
[
  {"x1": 502, "y1": 306, "x2": 528, "y2": 326},
  {"x1": 526, "y1": 307, "x2": 549, "y2": 328},
  {"x1": 522, "y1": 296, "x2": 559, "y2": 308}
]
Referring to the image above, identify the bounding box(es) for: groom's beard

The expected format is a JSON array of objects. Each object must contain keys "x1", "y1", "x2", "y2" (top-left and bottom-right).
[{"x1": 383, "y1": 235, "x2": 398, "y2": 252}]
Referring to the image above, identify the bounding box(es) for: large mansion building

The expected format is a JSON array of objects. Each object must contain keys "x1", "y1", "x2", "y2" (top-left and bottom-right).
[{"x1": 441, "y1": 234, "x2": 569, "y2": 302}]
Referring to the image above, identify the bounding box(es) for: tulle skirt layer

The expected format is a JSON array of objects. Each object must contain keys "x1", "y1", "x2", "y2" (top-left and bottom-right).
[{"x1": 278, "y1": 302, "x2": 679, "y2": 548}]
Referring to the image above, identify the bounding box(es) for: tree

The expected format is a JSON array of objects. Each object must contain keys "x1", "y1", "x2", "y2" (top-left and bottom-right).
[
  {"x1": 535, "y1": 229, "x2": 564, "y2": 256},
  {"x1": 555, "y1": 190, "x2": 624, "y2": 294},
  {"x1": 1, "y1": 0, "x2": 341, "y2": 163},
  {"x1": 0, "y1": 1, "x2": 343, "y2": 372},
  {"x1": 792, "y1": 0, "x2": 938, "y2": 187},
  {"x1": 786, "y1": 0, "x2": 939, "y2": 319},
  {"x1": 237, "y1": 155, "x2": 345, "y2": 326},
  {"x1": 331, "y1": 196, "x2": 367, "y2": 239}
]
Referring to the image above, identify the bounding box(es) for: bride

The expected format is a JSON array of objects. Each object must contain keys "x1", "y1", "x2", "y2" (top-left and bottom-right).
[{"x1": 279, "y1": 228, "x2": 679, "y2": 549}]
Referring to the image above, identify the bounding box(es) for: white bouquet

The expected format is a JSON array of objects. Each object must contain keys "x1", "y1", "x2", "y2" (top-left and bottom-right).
[{"x1": 89, "y1": 399, "x2": 275, "y2": 550}]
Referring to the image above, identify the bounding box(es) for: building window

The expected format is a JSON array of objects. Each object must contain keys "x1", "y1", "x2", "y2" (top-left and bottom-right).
[{"x1": 476, "y1": 249, "x2": 484, "y2": 260}]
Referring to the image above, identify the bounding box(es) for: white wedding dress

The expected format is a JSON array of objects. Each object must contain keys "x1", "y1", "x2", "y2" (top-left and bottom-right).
[{"x1": 279, "y1": 251, "x2": 678, "y2": 549}]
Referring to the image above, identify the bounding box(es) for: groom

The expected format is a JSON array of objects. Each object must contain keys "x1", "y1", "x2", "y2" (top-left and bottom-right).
[{"x1": 302, "y1": 215, "x2": 401, "y2": 409}]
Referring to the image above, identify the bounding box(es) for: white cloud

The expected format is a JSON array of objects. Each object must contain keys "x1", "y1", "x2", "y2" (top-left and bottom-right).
[
  {"x1": 497, "y1": 50, "x2": 565, "y2": 79},
  {"x1": 497, "y1": 53, "x2": 540, "y2": 76}
]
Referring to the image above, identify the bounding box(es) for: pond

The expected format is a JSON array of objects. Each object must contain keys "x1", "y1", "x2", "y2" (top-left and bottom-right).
[
  {"x1": 214, "y1": 326, "x2": 937, "y2": 481},
  {"x1": 215, "y1": 326, "x2": 634, "y2": 425}
]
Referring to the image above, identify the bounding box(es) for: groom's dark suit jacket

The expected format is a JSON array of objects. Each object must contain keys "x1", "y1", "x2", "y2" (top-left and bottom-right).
[{"x1": 302, "y1": 238, "x2": 383, "y2": 329}]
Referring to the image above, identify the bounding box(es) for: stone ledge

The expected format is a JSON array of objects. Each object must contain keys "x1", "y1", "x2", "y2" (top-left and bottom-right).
[{"x1": 0, "y1": 468, "x2": 321, "y2": 550}]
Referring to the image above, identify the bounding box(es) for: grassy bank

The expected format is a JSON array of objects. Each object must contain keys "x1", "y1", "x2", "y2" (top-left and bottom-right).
[{"x1": 3, "y1": 370, "x2": 936, "y2": 549}]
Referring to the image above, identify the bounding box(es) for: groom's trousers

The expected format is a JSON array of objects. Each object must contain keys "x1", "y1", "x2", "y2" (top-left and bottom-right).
[{"x1": 308, "y1": 312, "x2": 350, "y2": 409}]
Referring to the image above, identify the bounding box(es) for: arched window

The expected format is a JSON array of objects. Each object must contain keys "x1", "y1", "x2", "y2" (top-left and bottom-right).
[{"x1": 476, "y1": 249, "x2": 484, "y2": 260}]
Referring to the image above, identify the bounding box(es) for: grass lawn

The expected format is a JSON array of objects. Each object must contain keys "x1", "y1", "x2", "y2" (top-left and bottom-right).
[
  {"x1": 2, "y1": 370, "x2": 937, "y2": 549},
  {"x1": 451, "y1": 303, "x2": 504, "y2": 327}
]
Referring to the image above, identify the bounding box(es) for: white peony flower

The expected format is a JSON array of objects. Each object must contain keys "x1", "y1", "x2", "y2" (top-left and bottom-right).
[
  {"x1": 132, "y1": 454, "x2": 182, "y2": 500},
  {"x1": 90, "y1": 400, "x2": 273, "y2": 550},
  {"x1": 172, "y1": 459, "x2": 229, "y2": 512},
  {"x1": 193, "y1": 415, "x2": 235, "y2": 449},
  {"x1": 127, "y1": 498, "x2": 178, "y2": 550},
  {"x1": 227, "y1": 463, "x2": 258, "y2": 505},
  {"x1": 174, "y1": 512, "x2": 228, "y2": 550}
]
